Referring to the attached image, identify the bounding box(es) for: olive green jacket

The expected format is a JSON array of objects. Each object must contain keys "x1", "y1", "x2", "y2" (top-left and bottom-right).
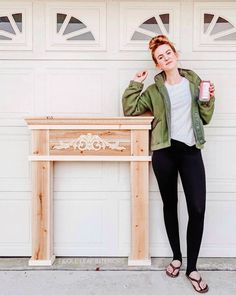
[{"x1": 122, "y1": 68, "x2": 215, "y2": 151}]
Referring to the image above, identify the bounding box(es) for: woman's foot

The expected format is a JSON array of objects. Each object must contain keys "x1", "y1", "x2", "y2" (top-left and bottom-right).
[
  {"x1": 186, "y1": 271, "x2": 209, "y2": 293},
  {"x1": 166, "y1": 259, "x2": 182, "y2": 278}
]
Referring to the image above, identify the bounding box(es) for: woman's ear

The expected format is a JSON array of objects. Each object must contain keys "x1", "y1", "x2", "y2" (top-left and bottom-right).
[{"x1": 155, "y1": 62, "x2": 161, "y2": 70}]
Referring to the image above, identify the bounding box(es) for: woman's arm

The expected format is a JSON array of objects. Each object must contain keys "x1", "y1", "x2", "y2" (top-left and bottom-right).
[
  {"x1": 197, "y1": 82, "x2": 215, "y2": 125},
  {"x1": 122, "y1": 70, "x2": 153, "y2": 116},
  {"x1": 191, "y1": 70, "x2": 215, "y2": 125}
]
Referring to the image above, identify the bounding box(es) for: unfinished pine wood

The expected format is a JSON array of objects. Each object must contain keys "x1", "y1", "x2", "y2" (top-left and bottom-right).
[
  {"x1": 31, "y1": 161, "x2": 54, "y2": 262},
  {"x1": 49, "y1": 129, "x2": 131, "y2": 156},
  {"x1": 25, "y1": 117, "x2": 153, "y2": 127},
  {"x1": 29, "y1": 156, "x2": 151, "y2": 161},
  {"x1": 32, "y1": 130, "x2": 49, "y2": 155},
  {"x1": 28, "y1": 125, "x2": 150, "y2": 130},
  {"x1": 130, "y1": 161, "x2": 149, "y2": 261},
  {"x1": 131, "y1": 130, "x2": 149, "y2": 156},
  {"x1": 30, "y1": 129, "x2": 54, "y2": 265},
  {"x1": 26, "y1": 117, "x2": 154, "y2": 266},
  {"x1": 129, "y1": 130, "x2": 150, "y2": 264}
]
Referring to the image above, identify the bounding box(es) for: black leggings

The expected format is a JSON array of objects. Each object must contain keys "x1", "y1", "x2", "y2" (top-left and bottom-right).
[{"x1": 152, "y1": 139, "x2": 206, "y2": 275}]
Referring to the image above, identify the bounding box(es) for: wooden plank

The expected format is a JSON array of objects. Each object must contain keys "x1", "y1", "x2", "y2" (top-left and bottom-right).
[
  {"x1": 129, "y1": 129, "x2": 150, "y2": 262},
  {"x1": 131, "y1": 130, "x2": 149, "y2": 156},
  {"x1": 31, "y1": 129, "x2": 54, "y2": 264},
  {"x1": 25, "y1": 116, "x2": 154, "y2": 127},
  {"x1": 28, "y1": 155, "x2": 152, "y2": 161},
  {"x1": 32, "y1": 130, "x2": 49, "y2": 155},
  {"x1": 130, "y1": 161, "x2": 149, "y2": 260},
  {"x1": 31, "y1": 161, "x2": 54, "y2": 262},
  {"x1": 27, "y1": 125, "x2": 152, "y2": 130}
]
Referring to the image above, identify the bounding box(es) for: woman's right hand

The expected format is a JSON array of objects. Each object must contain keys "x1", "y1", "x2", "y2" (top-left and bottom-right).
[{"x1": 133, "y1": 70, "x2": 148, "y2": 83}]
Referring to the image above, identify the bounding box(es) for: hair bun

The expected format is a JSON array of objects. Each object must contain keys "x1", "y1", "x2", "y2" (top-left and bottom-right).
[{"x1": 149, "y1": 35, "x2": 170, "y2": 50}]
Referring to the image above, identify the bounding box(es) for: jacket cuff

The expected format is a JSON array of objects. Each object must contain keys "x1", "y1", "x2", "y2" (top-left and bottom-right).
[
  {"x1": 129, "y1": 80, "x2": 144, "y2": 89},
  {"x1": 198, "y1": 96, "x2": 215, "y2": 107}
]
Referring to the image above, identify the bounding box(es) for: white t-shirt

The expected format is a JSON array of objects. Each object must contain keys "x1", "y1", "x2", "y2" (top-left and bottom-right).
[{"x1": 165, "y1": 77, "x2": 196, "y2": 146}]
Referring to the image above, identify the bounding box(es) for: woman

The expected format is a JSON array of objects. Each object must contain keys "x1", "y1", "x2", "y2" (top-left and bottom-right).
[{"x1": 122, "y1": 35, "x2": 215, "y2": 293}]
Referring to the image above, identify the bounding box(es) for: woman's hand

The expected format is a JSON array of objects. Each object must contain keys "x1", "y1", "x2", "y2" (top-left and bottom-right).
[
  {"x1": 133, "y1": 70, "x2": 148, "y2": 83},
  {"x1": 209, "y1": 82, "x2": 215, "y2": 98}
]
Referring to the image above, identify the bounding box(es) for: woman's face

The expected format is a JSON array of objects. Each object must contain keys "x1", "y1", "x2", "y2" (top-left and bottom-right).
[{"x1": 154, "y1": 44, "x2": 178, "y2": 71}]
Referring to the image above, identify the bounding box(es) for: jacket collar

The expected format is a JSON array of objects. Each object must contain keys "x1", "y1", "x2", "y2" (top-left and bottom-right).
[{"x1": 154, "y1": 68, "x2": 195, "y2": 89}]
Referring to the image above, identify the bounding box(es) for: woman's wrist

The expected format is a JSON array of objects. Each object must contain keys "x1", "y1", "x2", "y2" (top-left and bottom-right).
[{"x1": 133, "y1": 78, "x2": 144, "y2": 83}]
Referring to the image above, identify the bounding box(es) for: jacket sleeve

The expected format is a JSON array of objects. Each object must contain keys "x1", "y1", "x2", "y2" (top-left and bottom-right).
[
  {"x1": 197, "y1": 97, "x2": 215, "y2": 125},
  {"x1": 192, "y1": 70, "x2": 215, "y2": 125},
  {"x1": 122, "y1": 80, "x2": 153, "y2": 116}
]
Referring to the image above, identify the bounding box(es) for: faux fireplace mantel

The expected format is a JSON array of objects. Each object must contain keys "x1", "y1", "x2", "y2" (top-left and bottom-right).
[{"x1": 25, "y1": 116, "x2": 154, "y2": 266}]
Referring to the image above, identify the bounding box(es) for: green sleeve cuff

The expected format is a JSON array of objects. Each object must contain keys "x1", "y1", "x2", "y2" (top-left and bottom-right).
[
  {"x1": 198, "y1": 96, "x2": 215, "y2": 107},
  {"x1": 129, "y1": 80, "x2": 144, "y2": 89}
]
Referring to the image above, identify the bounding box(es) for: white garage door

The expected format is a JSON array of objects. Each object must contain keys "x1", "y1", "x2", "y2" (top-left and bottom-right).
[{"x1": 0, "y1": 0, "x2": 236, "y2": 257}]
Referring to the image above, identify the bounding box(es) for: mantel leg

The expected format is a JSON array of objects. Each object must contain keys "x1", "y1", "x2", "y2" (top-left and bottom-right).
[
  {"x1": 29, "y1": 161, "x2": 55, "y2": 266},
  {"x1": 128, "y1": 161, "x2": 151, "y2": 266}
]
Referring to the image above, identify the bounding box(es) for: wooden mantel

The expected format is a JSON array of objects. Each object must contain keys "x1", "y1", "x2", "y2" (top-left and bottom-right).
[{"x1": 25, "y1": 116, "x2": 154, "y2": 266}]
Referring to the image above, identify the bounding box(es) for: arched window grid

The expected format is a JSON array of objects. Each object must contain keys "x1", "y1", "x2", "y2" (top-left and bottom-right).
[
  {"x1": 203, "y1": 13, "x2": 236, "y2": 42},
  {"x1": 56, "y1": 12, "x2": 95, "y2": 42},
  {"x1": 0, "y1": 13, "x2": 23, "y2": 41},
  {"x1": 131, "y1": 13, "x2": 170, "y2": 42}
]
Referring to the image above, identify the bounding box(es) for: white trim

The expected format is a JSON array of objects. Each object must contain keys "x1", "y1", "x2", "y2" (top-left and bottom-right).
[
  {"x1": 128, "y1": 258, "x2": 151, "y2": 266},
  {"x1": 28, "y1": 255, "x2": 56, "y2": 266}
]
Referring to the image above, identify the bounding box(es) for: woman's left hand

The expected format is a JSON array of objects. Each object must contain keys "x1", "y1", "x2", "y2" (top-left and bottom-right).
[{"x1": 209, "y1": 82, "x2": 215, "y2": 98}]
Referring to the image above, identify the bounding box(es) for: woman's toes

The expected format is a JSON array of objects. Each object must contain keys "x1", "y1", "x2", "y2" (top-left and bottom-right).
[
  {"x1": 200, "y1": 280, "x2": 207, "y2": 289},
  {"x1": 188, "y1": 271, "x2": 208, "y2": 291}
]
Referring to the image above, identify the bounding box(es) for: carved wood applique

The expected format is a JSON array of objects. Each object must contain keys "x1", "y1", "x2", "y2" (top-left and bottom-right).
[{"x1": 52, "y1": 133, "x2": 126, "y2": 151}]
